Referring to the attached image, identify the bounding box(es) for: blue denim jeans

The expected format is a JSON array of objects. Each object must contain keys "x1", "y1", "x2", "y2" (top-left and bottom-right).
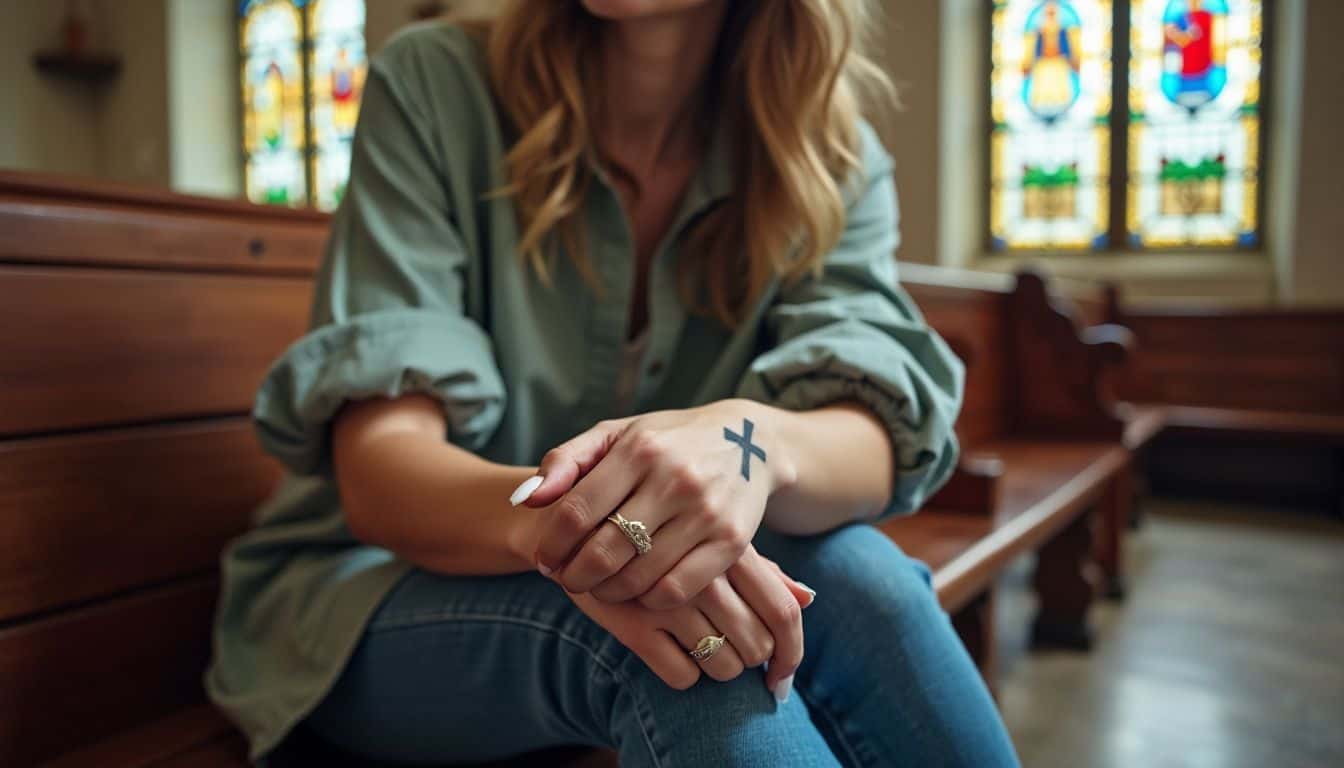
[{"x1": 304, "y1": 523, "x2": 1020, "y2": 767}]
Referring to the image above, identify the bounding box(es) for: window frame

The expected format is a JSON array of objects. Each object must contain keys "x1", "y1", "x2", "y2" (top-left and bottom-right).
[{"x1": 983, "y1": 0, "x2": 1273, "y2": 255}]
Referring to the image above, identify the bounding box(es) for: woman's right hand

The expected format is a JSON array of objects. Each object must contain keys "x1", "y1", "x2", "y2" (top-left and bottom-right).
[{"x1": 563, "y1": 545, "x2": 813, "y2": 699}]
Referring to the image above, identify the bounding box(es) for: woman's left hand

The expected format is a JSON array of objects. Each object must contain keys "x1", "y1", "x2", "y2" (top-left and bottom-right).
[{"x1": 518, "y1": 399, "x2": 798, "y2": 610}]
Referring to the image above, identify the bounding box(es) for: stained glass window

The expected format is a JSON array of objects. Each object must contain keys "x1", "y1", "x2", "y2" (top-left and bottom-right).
[
  {"x1": 1128, "y1": 0, "x2": 1263, "y2": 247},
  {"x1": 991, "y1": 0, "x2": 1113, "y2": 250},
  {"x1": 306, "y1": 0, "x2": 367, "y2": 210},
  {"x1": 988, "y1": 0, "x2": 1266, "y2": 252},
  {"x1": 239, "y1": 0, "x2": 367, "y2": 211},
  {"x1": 241, "y1": 0, "x2": 307, "y2": 206}
]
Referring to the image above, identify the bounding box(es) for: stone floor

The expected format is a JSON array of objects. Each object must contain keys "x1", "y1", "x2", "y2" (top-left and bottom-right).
[{"x1": 996, "y1": 499, "x2": 1344, "y2": 768}]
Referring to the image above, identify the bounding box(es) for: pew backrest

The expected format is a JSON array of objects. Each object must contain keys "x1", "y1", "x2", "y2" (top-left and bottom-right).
[
  {"x1": 899, "y1": 264, "x2": 1127, "y2": 446},
  {"x1": 1110, "y1": 306, "x2": 1344, "y2": 414},
  {"x1": 0, "y1": 171, "x2": 327, "y2": 765}
]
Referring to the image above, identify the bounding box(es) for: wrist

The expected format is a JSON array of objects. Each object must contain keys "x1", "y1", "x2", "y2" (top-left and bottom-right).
[
  {"x1": 503, "y1": 466, "x2": 546, "y2": 569},
  {"x1": 725, "y1": 398, "x2": 799, "y2": 497}
]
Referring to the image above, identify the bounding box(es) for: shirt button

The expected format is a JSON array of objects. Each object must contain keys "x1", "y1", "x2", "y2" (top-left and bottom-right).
[{"x1": 647, "y1": 359, "x2": 665, "y2": 376}]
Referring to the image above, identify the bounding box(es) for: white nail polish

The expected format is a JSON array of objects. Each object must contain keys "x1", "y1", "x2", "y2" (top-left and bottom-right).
[
  {"x1": 772, "y1": 674, "x2": 794, "y2": 704},
  {"x1": 509, "y1": 475, "x2": 543, "y2": 506},
  {"x1": 798, "y1": 582, "x2": 817, "y2": 601}
]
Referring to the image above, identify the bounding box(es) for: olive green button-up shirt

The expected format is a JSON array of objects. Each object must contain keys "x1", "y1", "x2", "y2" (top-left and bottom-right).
[{"x1": 206, "y1": 20, "x2": 963, "y2": 761}]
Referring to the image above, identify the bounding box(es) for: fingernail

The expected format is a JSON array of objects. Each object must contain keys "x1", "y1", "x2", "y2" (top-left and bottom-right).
[
  {"x1": 798, "y1": 582, "x2": 817, "y2": 607},
  {"x1": 771, "y1": 674, "x2": 794, "y2": 704},
  {"x1": 509, "y1": 475, "x2": 543, "y2": 506},
  {"x1": 537, "y1": 562, "x2": 553, "y2": 577}
]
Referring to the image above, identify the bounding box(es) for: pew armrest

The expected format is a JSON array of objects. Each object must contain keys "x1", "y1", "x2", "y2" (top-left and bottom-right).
[
  {"x1": 1080, "y1": 323, "x2": 1133, "y2": 365},
  {"x1": 924, "y1": 455, "x2": 1004, "y2": 517}
]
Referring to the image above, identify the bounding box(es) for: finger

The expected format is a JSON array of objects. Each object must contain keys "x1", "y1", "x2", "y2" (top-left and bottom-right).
[
  {"x1": 588, "y1": 510, "x2": 703, "y2": 604},
  {"x1": 727, "y1": 546, "x2": 804, "y2": 690},
  {"x1": 561, "y1": 481, "x2": 684, "y2": 597},
  {"x1": 534, "y1": 449, "x2": 649, "y2": 574},
  {"x1": 523, "y1": 417, "x2": 633, "y2": 508},
  {"x1": 662, "y1": 608, "x2": 745, "y2": 683},
  {"x1": 640, "y1": 538, "x2": 742, "y2": 611},
  {"x1": 694, "y1": 577, "x2": 774, "y2": 669},
  {"x1": 762, "y1": 557, "x2": 817, "y2": 609},
  {"x1": 629, "y1": 630, "x2": 702, "y2": 691},
  {"x1": 555, "y1": 516, "x2": 641, "y2": 594}
]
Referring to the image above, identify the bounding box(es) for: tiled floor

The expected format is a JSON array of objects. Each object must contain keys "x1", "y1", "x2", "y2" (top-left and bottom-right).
[{"x1": 996, "y1": 499, "x2": 1344, "y2": 768}]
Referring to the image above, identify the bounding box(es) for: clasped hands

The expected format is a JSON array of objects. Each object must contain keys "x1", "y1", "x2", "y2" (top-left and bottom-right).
[{"x1": 510, "y1": 399, "x2": 811, "y2": 701}]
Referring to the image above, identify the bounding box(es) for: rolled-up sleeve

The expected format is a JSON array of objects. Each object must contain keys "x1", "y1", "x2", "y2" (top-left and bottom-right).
[
  {"x1": 734, "y1": 123, "x2": 964, "y2": 521},
  {"x1": 253, "y1": 59, "x2": 506, "y2": 478}
]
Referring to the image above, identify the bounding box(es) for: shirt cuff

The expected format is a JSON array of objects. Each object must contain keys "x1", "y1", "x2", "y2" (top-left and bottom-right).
[
  {"x1": 253, "y1": 308, "x2": 507, "y2": 477},
  {"x1": 734, "y1": 325, "x2": 962, "y2": 522}
]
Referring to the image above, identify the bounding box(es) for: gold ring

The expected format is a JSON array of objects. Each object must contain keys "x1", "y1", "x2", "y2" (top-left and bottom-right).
[
  {"x1": 689, "y1": 634, "x2": 726, "y2": 662},
  {"x1": 606, "y1": 511, "x2": 653, "y2": 555}
]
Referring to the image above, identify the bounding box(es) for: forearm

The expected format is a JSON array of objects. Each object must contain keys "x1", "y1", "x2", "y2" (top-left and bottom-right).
[
  {"x1": 335, "y1": 400, "x2": 541, "y2": 575},
  {"x1": 751, "y1": 399, "x2": 895, "y2": 535}
]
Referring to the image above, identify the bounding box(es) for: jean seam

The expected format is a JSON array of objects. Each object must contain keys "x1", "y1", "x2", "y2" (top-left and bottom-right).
[
  {"x1": 366, "y1": 609, "x2": 665, "y2": 768},
  {"x1": 795, "y1": 681, "x2": 871, "y2": 768}
]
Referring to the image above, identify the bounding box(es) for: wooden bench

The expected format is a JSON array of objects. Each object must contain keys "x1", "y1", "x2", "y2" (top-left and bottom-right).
[
  {"x1": 1106, "y1": 297, "x2": 1344, "y2": 513},
  {"x1": 0, "y1": 171, "x2": 322, "y2": 766},
  {"x1": 880, "y1": 267, "x2": 1135, "y2": 684},
  {"x1": 3, "y1": 172, "x2": 1135, "y2": 766}
]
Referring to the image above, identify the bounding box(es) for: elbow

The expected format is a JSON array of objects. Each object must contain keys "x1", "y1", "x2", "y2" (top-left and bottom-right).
[
  {"x1": 332, "y1": 432, "x2": 400, "y2": 550},
  {"x1": 873, "y1": 435, "x2": 960, "y2": 522},
  {"x1": 336, "y1": 475, "x2": 387, "y2": 548}
]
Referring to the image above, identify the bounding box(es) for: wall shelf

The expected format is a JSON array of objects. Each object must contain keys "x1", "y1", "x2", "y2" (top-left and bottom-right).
[{"x1": 33, "y1": 51, "x2": 122, "y2": 84}]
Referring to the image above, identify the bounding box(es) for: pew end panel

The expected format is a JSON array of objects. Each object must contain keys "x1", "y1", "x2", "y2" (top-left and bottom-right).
[
  {"x1": 896, "y1": 267, "x2": 1139, "y2": 660},
  {"x1": 1007, "y1": 270, "x2": 1131, "y2": 442}
]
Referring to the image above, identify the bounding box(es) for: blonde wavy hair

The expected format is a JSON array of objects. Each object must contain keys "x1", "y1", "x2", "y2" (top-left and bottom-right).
[{"x1": 472, "y1": 0, "x2": 892, "y2": 328}]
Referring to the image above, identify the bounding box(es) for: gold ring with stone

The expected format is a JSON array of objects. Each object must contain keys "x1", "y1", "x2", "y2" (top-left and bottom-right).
[
  {"x1": 689, "y1": 634, "x2": 726, "y2": 662},
  {"x1": 606, "y1": 511, "x2": 653, "y2": 555}
]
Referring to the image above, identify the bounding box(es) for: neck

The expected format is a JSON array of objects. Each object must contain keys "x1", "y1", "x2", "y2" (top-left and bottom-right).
[{"x1": 595, "y1": 2, "x2": 727, "y2": 177}]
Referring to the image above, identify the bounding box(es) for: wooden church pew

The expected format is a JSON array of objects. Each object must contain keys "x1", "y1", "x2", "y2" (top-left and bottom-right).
[
  {"x1": 885, "y1": 267, "x2": 1135, "y2": 683},
  {"x1": 2, "y1": 172, "x2": 1134, "y2": 767},
  {"x1": 1105, "y1": 291, "x2": 1344, "y2": 514},
  {"x1": 0, "y1": 172, "x2": 325, "y2": 768}
]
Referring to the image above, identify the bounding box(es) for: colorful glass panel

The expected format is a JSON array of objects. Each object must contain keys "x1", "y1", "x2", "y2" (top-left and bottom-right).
[
  {"x1": 241, "y1": 0, "x2": 307, "y2": 207},
  {"x1": 1128, "y1": 0, "x2": 1263, "y2": 247},
  {"x1": 306, "y1": 0, "x2": 367, "y2": 211},
  {"x1": 990, "y1": 0, "x2": 1114, "y2": 250}
]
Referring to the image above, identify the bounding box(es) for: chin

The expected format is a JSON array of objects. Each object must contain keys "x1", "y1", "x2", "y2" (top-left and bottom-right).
[{"x1": 580, "y1": 0, "x2": 714, "y2": 20}]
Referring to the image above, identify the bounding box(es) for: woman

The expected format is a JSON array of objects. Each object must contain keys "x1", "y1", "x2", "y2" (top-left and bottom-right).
[{"x1": 207, "y1": 1, "x2": 1020, "y2": 765}]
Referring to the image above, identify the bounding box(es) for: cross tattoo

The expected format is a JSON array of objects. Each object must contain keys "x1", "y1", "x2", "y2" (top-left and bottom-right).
[{"x1": 723, "y1": 418, "x2": 767, "y2": 481}]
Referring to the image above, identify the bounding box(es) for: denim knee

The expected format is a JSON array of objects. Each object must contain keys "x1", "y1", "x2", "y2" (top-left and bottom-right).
[
  {"x1": 757, "y1": 523, "x2": 943, "y2": 626},
  {"x1": 609, "y1": 654, "x2": 840, "y2": 767}
]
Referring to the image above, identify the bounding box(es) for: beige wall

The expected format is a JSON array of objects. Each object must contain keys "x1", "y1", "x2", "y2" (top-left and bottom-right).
[
  {"x1": 937, "y1": 0, "x2": 986, "y2": 270},
  {"x1": 1, "y1": 0, "x2": 429, "y2": 195},
  {"x1": 1, "y1": 0, "x2": 103, "y2": 177},
  {"x1": 1285, "y1": 0, "x2": 1344, "y2": 305},
  {"x1": 99, "y1": 0, "x2": 171, "y2": 187},
  {"x1": 168, "y1": 0, "x2": 241, "y2": 197},
  {"x1": 868, "y1": 2, "x2": 941, "y2": 266},
  {"x1": 0, "y1": 0, "x2": 169, "y2": 186},
  {"x1": 366, "y1": 0, "x2": 443, "y2": 53}
]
